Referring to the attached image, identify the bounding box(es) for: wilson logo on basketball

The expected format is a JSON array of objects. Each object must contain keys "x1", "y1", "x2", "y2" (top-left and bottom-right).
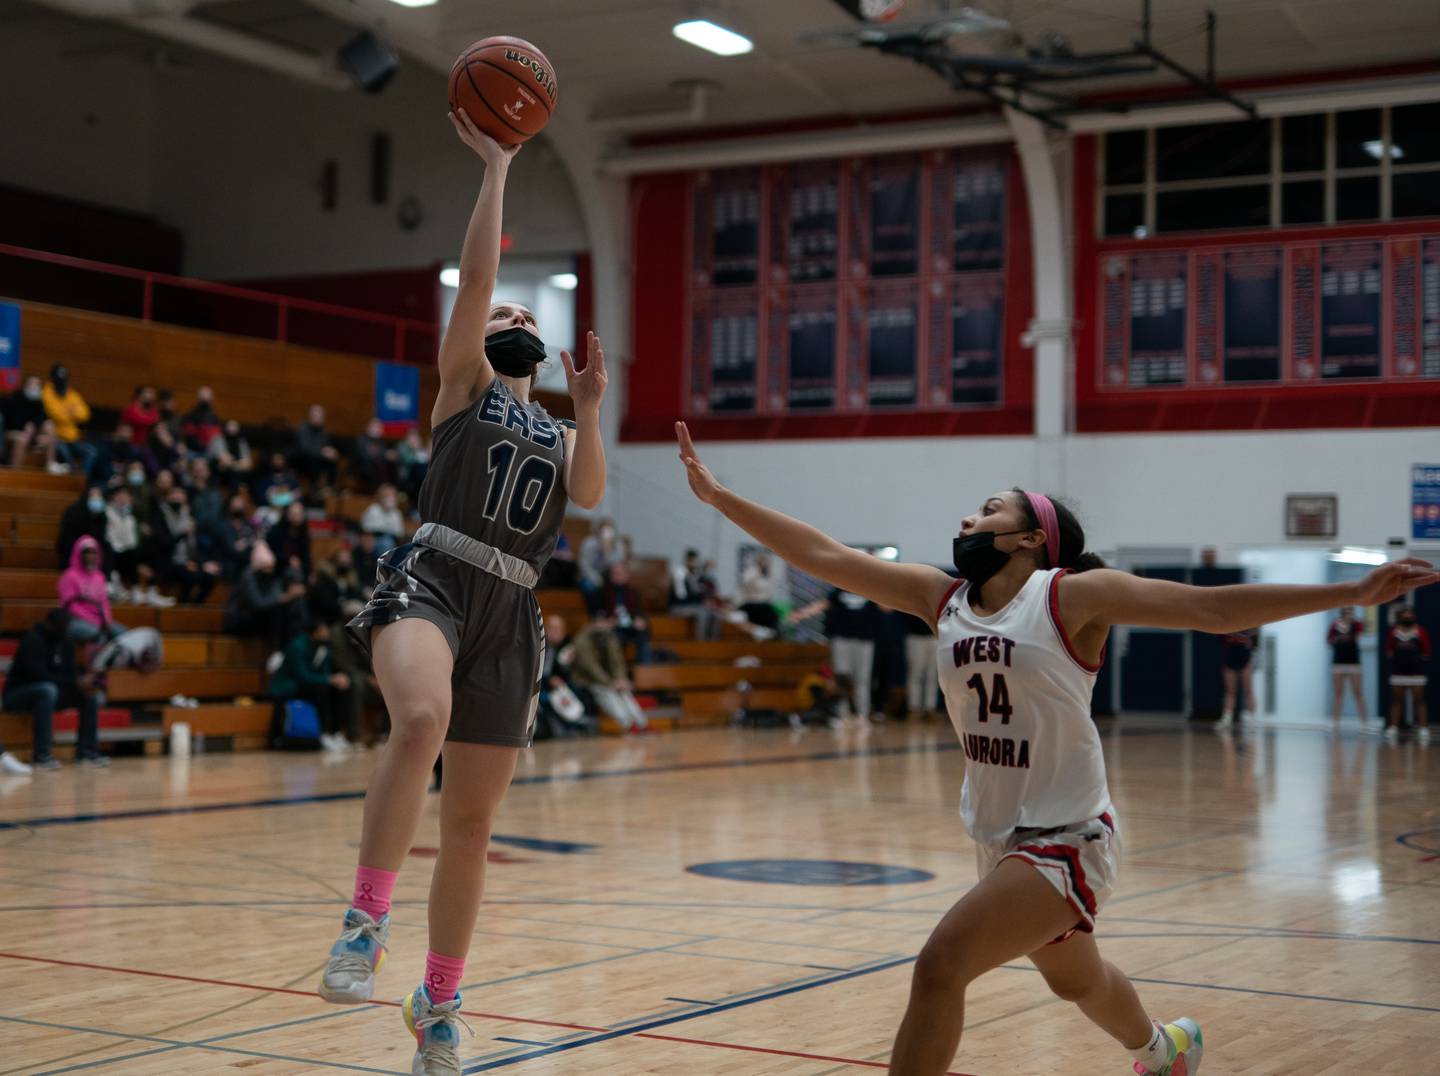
[{"x1": 504, "y1": 49, "x2": 557, "y2": 103}]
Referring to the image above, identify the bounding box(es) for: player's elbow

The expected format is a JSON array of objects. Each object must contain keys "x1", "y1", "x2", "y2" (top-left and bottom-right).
[{"x1": 569, "y1": 486, "x2": 603, "y2": 511}]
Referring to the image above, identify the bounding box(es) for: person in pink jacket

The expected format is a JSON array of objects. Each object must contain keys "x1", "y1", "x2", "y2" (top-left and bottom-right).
[{"x1": 58, "y1": 535, "x2": 125, "y2": 644}]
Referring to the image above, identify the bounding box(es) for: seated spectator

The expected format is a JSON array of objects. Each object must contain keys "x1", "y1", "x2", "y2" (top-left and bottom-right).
[
  {"x1": 353, "y1": 418, "x2": 394, "y2": 490},
  {"x1": 569, "y1": 619, "x2": 649, "y2": 733},
  {"x1": 3, "y1": 374, "x2": 58, "y2": 470},
  {"x1": 208, "y1": 418, "x2": 254, "y2": 487},
  {"x1": 255, "y1": 451, "x2": 297, "y2": 507},
  {"x1": 211, "y1": 494, "x2": 260, "y2": 580},
  {"x1": 578, "y1": 518, "x2": 621, "y2": 602},
  {"x1": 738, "y1": 551, "x2": 784, "y2": 632},
  {"x1": 352, "y1": 531, "x2": 380, "y2": 597},
  {"x1": 396, "y1": 427, "x2": 429, "y2": 502},
  {"x1": 186, "y1": 457, "x2": 225, "y2": 532},
  {"x1": 122, "y1": 461, "x2": 153, "y2": 514},
  {"x1": 105, "y1": 487, "x2": 159, "y2": 601},
  {"x1": 593, "y1": 562, "x2": 651, "y2": 664},
  {"x1": 155, "y1": 487, "x2": 221, "y2": 605},
  {"x1": 147, "y1": 390, "x2": 184, "y2": 472},
  {"x1": 794, "y1": 665, "x2": 848, "y2": 729},
  {"x1": 181, "y1": 386, "x2": 222, "y2": 453},
  {"x1": 223, "y1": 542, "x2": 308, "y2": 652},
  {"x1": 669, "y1": 548, "x2": 717, "y2": 641},
  {"x1": 291, "y1": 403, "x2": 339, "y2": 490},
  {"x1": 266, "y1": 500, "x2": 312, "y2": 576},
  {"x1": 1, "y1": 608, "x2": 107, "y2": 769},
  {"x1": 58, "y1": 536, "x2": 125, "y2": 645},
  {"x1": 269, "y1": 621, "x2": 354, "y2": 753},
  {"x1": 539, "y1": 532, "x2": 578, "y2": 589},
  {"x1": 536, "y1": 614, "x2": 592, "y2": 738},
  {"x1": 360, "y1": 484, "x2": 406, "y2": 554},
  {"x1": 55, "y1": 486, "x2": 108, "y2": 570},
  {"x1": 94, "y1": 423, "x2": 149, "y2": 486},
  {"x1": 120, "y1": 385, "x2": 160, "y2": 449},
  {"x1": 42, "y1": 363, "x2": 95, "y2": 477},
  {"x1": 310, "y1": 547, "x2": 366, "y2": 626}
]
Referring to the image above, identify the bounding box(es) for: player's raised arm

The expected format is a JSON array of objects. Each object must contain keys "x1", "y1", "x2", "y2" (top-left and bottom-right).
[
  {"x1": 676, "y1": 422, "x2": 952, "y2": 625},
  {"x1": 562, "y1": 330, "x2": 608, "y2": 510},
  {"x1": 1060, "y1": 558, "x2": 1438, "y2": 635},
  {"x1": 433, "y1": 109, "x2": 520, "y2": 427}
]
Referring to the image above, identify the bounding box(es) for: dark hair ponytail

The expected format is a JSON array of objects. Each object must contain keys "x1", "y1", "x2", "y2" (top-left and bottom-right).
[{"x1": 1014, "y1": 489, "x2": 1106, "y2": 573}]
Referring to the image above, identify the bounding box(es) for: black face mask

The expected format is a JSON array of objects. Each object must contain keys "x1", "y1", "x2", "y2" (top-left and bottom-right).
[
  {"x1": 952, "y1": 529, "x2": 1032, "y2": 587},
  {"x1": 485, "y1": 326, "x2": 547, "y2": 378}
]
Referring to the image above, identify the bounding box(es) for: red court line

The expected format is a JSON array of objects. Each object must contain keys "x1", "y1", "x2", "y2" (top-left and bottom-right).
[{"x1": 0, "y1": 951, "x2": 960, "y2": 1072}]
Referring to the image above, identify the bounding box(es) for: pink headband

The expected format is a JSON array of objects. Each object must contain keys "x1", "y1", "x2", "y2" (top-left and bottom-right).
[{"x1": 1024, "y1": 491, "x2": 1061, "y2": 569}]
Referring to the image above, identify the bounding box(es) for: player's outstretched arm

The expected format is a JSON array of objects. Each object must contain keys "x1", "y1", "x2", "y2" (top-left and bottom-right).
[
  {"x1": 675, "y1": 422, "x2": 953, "y2": 626},
  {"x1": 563, "y1": 331, "x2": 607, "y2": 509},
  {"x1": 433, "y1": 109, "x2": 520, "y2": 428},
  {"x1": 1060, "y1": 559, "x2": 1439, "y2": 636}
]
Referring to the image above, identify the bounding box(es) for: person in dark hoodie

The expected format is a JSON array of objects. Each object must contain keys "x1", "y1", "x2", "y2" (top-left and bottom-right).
[
  {"x1": 269, "y1": 621, "x2": 355, "y2": 752},
  {"x1": 1, "y1": 608, "x2": 107, "y2": 769},
  {"x1": 223, "y1": 542, "x2": 308, "y2": 656},
  {"x1": 55, "y1": 487, "x2": 109, "y2": 570},
  {"x1": 180, "y1": 385, "x2": 222, "y2": 453},
  {"x1": 291, "y1": 403, "x2": 340, "y2": 490}
]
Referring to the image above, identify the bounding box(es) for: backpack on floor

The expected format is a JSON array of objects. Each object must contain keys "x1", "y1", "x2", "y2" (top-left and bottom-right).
[{"x1": 269, "y1": 699, "x2": 322, "y2": 750}]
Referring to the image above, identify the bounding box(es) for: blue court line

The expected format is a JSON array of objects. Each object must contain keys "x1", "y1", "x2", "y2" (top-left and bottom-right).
[
  {"x1": 2, "y1": 1014, "x2": 407, "y2": 1076},
  {"x1": 663, "y1": 997, "x2": 715, "y2": 1005},
  {"x1": 457, "y1": 954, "x2": 917, "y2": 1072},
  {"x1": 0, "y1": 740, "x2": 963, "y2": 830},
  {"x1": 491, "y1": 1037, "x2": 552, "y2": 1047}
]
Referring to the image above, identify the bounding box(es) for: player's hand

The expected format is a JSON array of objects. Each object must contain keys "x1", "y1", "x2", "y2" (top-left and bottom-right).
[
  {"x1": 1352, "y1": 558, "x2": 1440, "y2": 606},
  {"x1": 562, "y1": 331, "x2": 607, "y2": 415},
  {"x1": 675, "y1": 422, "x2": 723, "y2": 505},
  {"x1": 448, "y1": 108, "x2": 520, "y2": 170}
]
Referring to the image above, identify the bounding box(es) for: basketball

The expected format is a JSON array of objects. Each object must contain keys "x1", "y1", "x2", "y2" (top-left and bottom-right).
[{"x1": 448, "y1": 36, "x2": 557, "y2": 145}]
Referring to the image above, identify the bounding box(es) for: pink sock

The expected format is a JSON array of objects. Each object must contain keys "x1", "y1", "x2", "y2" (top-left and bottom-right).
[
  {"x1": 424, "y1": 951, "x2": 466, "y2": 1005},
  {"x1": 351, "y1": 866, "x2": 397, "y2": 920}
]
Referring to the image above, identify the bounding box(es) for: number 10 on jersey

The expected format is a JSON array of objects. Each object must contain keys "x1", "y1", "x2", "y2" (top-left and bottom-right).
[{"x1": 483, "y1": 442, "x2": 558, "y2": 534}]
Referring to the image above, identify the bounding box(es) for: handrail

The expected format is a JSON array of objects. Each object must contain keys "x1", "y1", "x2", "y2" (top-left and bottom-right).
[{"x1": 0, "y1": 242, "x2": 438, "y2": 361}]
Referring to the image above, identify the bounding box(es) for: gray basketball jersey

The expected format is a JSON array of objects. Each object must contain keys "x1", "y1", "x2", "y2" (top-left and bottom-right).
[{"x1": 419, "y1": 379, "x2": 570, "y2": 573}]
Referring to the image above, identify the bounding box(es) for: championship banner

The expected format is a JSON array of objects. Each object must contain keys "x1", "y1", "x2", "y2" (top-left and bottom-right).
[
  {"x1": 374, "y1": 361, "x2": 419, "y2": 435},
  {"x1": 1414, "y1": 464, "x2": 1440, "y2": 542},
  {"x1": 0, "y1": 301, "x2": 19, "y2": 393}
]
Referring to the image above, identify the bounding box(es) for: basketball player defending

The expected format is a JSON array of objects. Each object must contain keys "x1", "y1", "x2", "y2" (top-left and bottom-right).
[
  {"x1": 675, "y1": 423, "x2": 1437, "y2": 1076},
  {"x1": 316, "y1": 109, "x2": 608, "y2": 1076}
]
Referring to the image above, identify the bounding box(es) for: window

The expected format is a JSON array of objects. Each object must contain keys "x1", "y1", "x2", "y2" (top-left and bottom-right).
[{"x1": 1101, "y1": 104, "x2": 1440, "y2": 235}]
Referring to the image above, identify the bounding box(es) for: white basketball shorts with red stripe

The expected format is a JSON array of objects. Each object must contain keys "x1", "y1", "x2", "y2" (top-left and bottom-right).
[{"x1": 974, "y1": 809, "x2": 1121, "y2": 944}]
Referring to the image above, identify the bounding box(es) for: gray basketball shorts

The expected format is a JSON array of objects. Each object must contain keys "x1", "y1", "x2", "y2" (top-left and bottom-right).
[{"x1": 347, "y1": 541, "x2": 543, "y2": 748}]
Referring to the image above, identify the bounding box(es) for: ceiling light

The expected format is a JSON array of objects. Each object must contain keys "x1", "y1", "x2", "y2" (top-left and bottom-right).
[
  {"x1": 548, "y1": 272, "x2": 579, "y2": 290},
  {"x1": 1363, "y1": 139, "x2": 1402, "y2": 160},
  {"x1": 439, "y1": 268, "x2": 459, "y2": 288},
  {"x1": 673, "y1": 19, "x2": 753, "y2": 56},
  {"x1": 1328, "y1": 547, "x2": 1386, "y2": 566},
  {"x1": 384, "y1": 0, "x2": 438, "y2": 7}
]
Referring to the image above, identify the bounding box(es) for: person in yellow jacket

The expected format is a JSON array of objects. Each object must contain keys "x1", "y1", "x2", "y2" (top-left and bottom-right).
[{"x1": 41, "y1": 364, "x2": 95, "y2": 476}]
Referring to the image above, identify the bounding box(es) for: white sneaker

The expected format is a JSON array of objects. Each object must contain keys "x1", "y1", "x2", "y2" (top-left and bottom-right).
[
  {"x1": 46, "y1": 461, "x2": 69, "y2": 475},
  {"x1": 265, "y1": 651, "x2": 285, "y2": 675},
  {"x1": 334, "y1": 734, "x2": 355, "y2": 752},
  {"x1": 1384, "y1": 725, "x2": 1399, "y2": 744},
  {"x1": 1418, "y1": 727, "x2": 1431, "y2": 746},
  {"x1": 145, "y1": 588, "x2": 177, "y2": 608},
  {"x1": 320, "y1": 733, "x2": 346, "y2": 753},
  {"x1": 0, "y1": 752, "x2": 32, "y2": 775}
]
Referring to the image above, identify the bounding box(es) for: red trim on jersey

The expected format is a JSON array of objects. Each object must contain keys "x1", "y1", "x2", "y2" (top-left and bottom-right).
[
  {"x1": 1046, "y1": 570, "x2": 1104, "y2": 673},
  {"x1": 1013, "y1": 842, "x2": 1099, "y2": 916},
  {"x1": 935, "y1": 578, "x2": 964, "y2": 624}
]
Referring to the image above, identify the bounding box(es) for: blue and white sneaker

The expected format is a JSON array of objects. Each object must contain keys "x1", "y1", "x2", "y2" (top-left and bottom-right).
[
  {"x1": 317, "y1": 908, "x2": 389, "y2": 1004},
  {"x1": 403, "y1": 984, "x2": 472, "y2": 1076}
]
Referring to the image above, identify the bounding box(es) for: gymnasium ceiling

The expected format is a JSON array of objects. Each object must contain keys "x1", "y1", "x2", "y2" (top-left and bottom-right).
[{"x1": 13, "y1": 0, "x2": 1440, "y2": 132}]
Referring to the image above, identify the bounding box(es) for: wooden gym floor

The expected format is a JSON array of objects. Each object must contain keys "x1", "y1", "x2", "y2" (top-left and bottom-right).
[{"x1": 1, "y1": 717, "x2": 1436, "y2": 1074}]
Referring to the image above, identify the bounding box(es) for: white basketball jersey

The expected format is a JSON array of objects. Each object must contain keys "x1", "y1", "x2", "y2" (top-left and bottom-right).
[{"x1": 935, "y1": 568, "x2": 1111, "y2": 844}]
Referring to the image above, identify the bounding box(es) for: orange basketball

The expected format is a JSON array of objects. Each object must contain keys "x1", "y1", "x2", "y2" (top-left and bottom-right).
[{"x1": 448, "y1": 36, "x2": 557, "y2": 145}]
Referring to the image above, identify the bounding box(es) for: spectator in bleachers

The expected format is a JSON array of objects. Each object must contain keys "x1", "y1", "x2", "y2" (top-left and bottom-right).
[
  {"x1": 212, "y1": 494, "x2": 260, "y2": 580},
  {"x1": 180, "y1": 386, "x2": 222, "y2": 453},
  {"x1": 738, "y1": 551, "x2": 784, "y2": 632},
  {"x1": 268, "y1": 620, "x2": 355, "y2": 753},
  {"x1": 58, "y1": 536, "x2": 125, "y2": 645},
  {"x1": 539, "y1": 532, "x2": 578, "y2": 588},
  {"x1": 155, "y1": 486, "x2": 221, "y2": 605},
  {"x1": 669, "y1": 548, "x2": 717, "y2": 641},
  {"x1": 147, "y1": 390, "x2": 183, "y2": 472},
  {"x1": 42, "y1": 364, "x2": 95, "y2": 477},
  {"x1": 396, "y1": 427, "x2": 429, "y2": 502},
  {"x1": 120, "y1": 385, "x2": 160, "y2": 449},
  {"x1": 569, "y1": 618, "x2": 649, "y2": 733},
  {"x1": 1, "y1": 608, "x2": 106, "y2": 770},
  {"x1": 105, "y1": 486, "x2": 159, "y2": 601},
  {"x1": 186, "y1": 457, "x2": 224, "y2": 532},
  {"x1": 266, "y1": 500, "x2": 312, "y2": 576},
  {"x1": 594, "y1": 562, "x2": 652, "y2": 664},
  {"x1": 352, "y1": 418, "x2": 395, "y2": 490},
  {"x1": 3, "y1": 374, "x2": 58, "y2": 470},
  {"x1": 208, "y1": 418, "x2": 254, "y2": 488},
  {"x1": 224, "y1": 541, "x2": 308, "y2": 653},
  {"x1": 56, "y1": 487, "x2": 108, "y2": 569},
  {"x1": 359, "y1": 483, "x2": 406, "y2": 554},
  {"x1": 291, "y1": 403, "x2": 340, "y2": 491},
  {"x1": 256, "y1": 476, "x2": 298, "y2": 531},
  {"x1": 94, "y1": 423, "x2": 149, "y2": 486},
  {"x1": 310, "y1": 547, "x2": 366, "y2": 625},
  {"x1": 352, "y1": 531, "x2": 380, "y2": 596},
  {"x1": 578, "y1": 518, "x2": 622, "y2": 602},
  {"x1": 536, "y1": 614, "x2": 591, "y2": 738},
  {"x1": 791, "y1": 587, "x2": 883, "y2": 723}
]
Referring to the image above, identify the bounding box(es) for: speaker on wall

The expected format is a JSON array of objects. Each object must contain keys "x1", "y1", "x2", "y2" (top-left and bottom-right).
[
  {"x1": 371, "y1": 132, "x2": 391, "y2": 205},
  {"x1": 339, "y1": 31, "x2": 398, "y2": 94}
]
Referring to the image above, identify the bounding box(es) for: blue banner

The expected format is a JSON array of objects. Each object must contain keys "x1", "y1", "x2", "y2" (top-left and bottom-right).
[
  {"x1": 1414, "y1": 464, "x2": 1440, "y2": 541},
  {"x1": 374, "y1": 361, "x2": 419, "y2": 434},
  {"x1": 0, "y1": 301, "x2": 19, "y2": 393}
]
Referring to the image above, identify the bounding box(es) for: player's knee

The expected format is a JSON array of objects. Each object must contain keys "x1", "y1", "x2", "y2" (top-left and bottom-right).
[
  {"x1": 440, "y1": 808, "x2": 495, "y2": 853},
  {"x1": 1040, "y1": 970, "x2": 1093, "y2": 1003},
  {"x1": 911, "y1": 934, "x2": 976, "y2": 993},
  {"x1": 388, "y1": 702, "x2": 448, "y2": 754}
]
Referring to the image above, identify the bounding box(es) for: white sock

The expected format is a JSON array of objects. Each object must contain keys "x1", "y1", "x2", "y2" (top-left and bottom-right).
[{"x1": 1131, "y1": 1020, "x2": 1173, "y2": 1073}]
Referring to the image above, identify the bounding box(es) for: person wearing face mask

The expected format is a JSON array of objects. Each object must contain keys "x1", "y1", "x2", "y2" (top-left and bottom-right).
[
  {"x1": 1384, "y1": 606, "x2": 1430, "y2": 744},
  {"x1": 41, "y1": 364, "x2": 95, "y2": 477},
  {"x1": 208, "y1": 418, "x2": 254, "y2": 485},
  {"x1": 291, "y1": 403, "x2": 340, "y2": 491},
  {"x1": 3, "y1": 374, "x2": 58, "y2": 470},
  {"x1": 360, "y1": 483, "x2": 407, "y2": 554},
  {"x1": 57, "y1": 536, "x2": 126, "y2": 645},
  {"x1": 256, "y1": 479, "x2": 297, "y2": 529},
  {"x1": 578, "y1": 517, "x2": 621, "y2": 602},
  {"x1": 214, "y1": 497, "x2": 260, "y2": 580},
  {"x1": 266, "y1": 499, "x2": 312, "y2": 577},
  {"x1": 147, "y1": 389, "x2": 183, "y2": 470},
  {"x1": 181, "y1": 386, "x2": 222, "y2": 453},
  {"x1": 104, "y1": 486, "x2": 159, "y2": 602},
  {"x1": 224, "y1": 541, "x2": 308, "y2": 652},
  {"x1": 55, "y1": 486, "x2": 109, "y2": 570},
  {"x1": 120, "y1": 385, "x2": 160, "y2": 448},
  {"x1": 353, "y1": 417, "x2": 396, "y2": 490},
  {"x1": 2, "y1": 608, "x2": 107, "y2": 771},
  {"x1": 313, "y1": 108, "x2": 610, "y2": 1076},
  {"x1": 156, "y1": 487, "x2": 220, "y2": 605},
  {"x1": 674, "y1": 424, "x2": 1440, "y2": 1076}
]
